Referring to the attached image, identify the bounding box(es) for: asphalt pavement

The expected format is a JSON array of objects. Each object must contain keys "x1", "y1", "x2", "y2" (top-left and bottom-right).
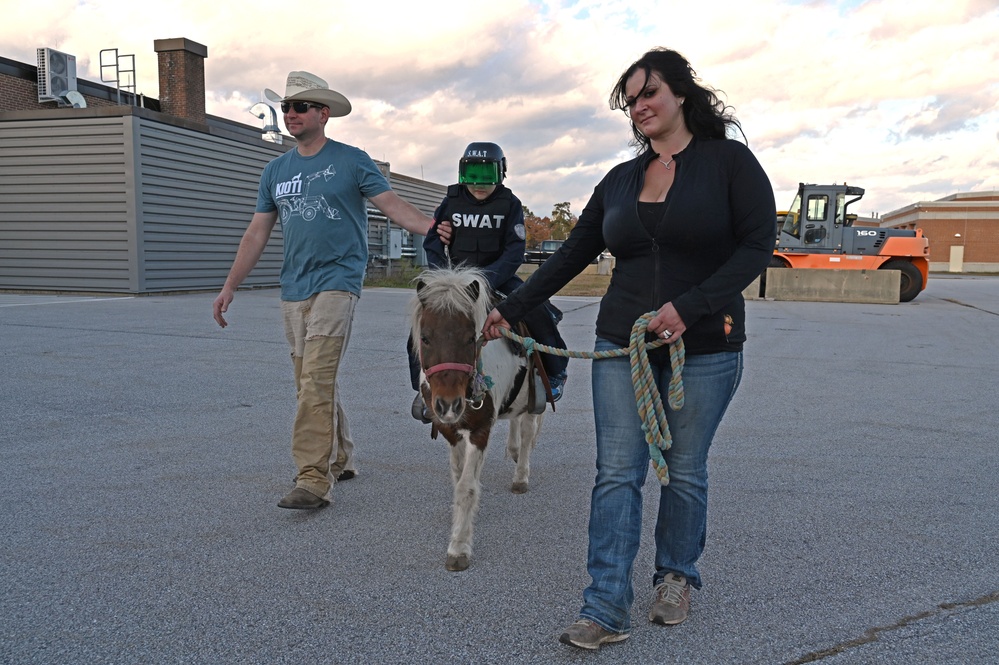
[{"x1": 1, "y1": 274, "x2": 997, "y2": 664}]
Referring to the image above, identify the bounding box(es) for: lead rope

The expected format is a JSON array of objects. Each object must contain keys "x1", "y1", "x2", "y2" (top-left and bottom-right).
[
  {"x1": 493, "y1": 311, "x2": 684, "y2": 485},
  {"x1": 442, "y1": 220, "x2": 454, "y2": 269}
]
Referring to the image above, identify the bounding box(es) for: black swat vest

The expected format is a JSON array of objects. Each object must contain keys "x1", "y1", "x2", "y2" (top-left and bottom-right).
[{"x1": 443, "y1": 184, "x2": 514, "y2": 267}]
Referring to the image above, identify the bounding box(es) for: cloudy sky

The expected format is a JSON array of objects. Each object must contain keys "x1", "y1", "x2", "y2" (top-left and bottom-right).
[{"x1": 4, "y1": 0, "x2": 998, "y2": 219}]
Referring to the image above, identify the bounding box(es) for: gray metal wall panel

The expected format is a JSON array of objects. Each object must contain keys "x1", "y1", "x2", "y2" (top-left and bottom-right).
[
  {"x1": 124, "y1": 115, "x2": 143, "y2": 294},
  {"x1": 0, "y1": 117, "x2": 132, "y2": 292},
  {"x1": 0, "y1": 111, "x2": 446, "y2": 292},
  {"x1": 134, "y1": 118, "x2": 287, "y2": 293},
  {"x1": 389, "y1": 172, "x2": 447, "y2": 214},
  {"x1": 375, "y1": 172, "x2": 447, "y2": 262}
]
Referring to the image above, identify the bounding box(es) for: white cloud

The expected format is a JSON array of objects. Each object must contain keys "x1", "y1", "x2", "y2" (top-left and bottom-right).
[{"x1": 3, "y1": 0, "x2": 998, "y2": 217}]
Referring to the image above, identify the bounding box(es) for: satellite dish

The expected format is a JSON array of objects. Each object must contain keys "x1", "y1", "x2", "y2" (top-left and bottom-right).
[
  {"x1": 63, "y1": 90, "x2": 87, "y2": 108},
  {"x1": 249, "y1": 102, "x2": 269, "y2": 120}
]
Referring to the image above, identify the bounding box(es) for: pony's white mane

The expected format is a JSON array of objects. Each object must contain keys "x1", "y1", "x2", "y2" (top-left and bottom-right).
[{"x1": 409, "y1": 267, "x2": 492, "y2": 343}]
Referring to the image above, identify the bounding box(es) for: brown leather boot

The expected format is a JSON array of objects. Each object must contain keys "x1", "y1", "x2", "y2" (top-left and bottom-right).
[{"x1": 277, "y1": 487, "x2": 329, "y2": 510}]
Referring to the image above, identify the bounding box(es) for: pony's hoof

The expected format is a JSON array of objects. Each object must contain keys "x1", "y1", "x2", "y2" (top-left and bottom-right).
[
  {"x1": 446, "y1": 554, "x2": 470, "y2": 571},
  {"x1": 511, "y1": 481, "x2": 529, "y2": 494}
]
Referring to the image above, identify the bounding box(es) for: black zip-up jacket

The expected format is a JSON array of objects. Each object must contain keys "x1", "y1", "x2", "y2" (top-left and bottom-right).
[{"x1": 497, "y1": 137, "x2": 776, "y2": 358}]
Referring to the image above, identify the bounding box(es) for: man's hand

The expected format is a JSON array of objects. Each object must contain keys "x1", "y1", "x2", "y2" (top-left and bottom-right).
[
  {"x1": 437, "y1": 219, "x2": 453, "y2": 245},
  {"x1": 212, "y1": 211, "x2": 277, "y2": 328},
  {"x1": 482, "y1": 307, "x2": 511, "y2": 342},
  {"x1": 213, "y1": 288, "x2": 234, "y2": 328}
]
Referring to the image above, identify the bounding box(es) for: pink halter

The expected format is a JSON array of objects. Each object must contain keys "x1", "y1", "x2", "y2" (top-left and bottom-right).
[{"x1": 424, "y1": 362, "x2": 475, "y2": 377}]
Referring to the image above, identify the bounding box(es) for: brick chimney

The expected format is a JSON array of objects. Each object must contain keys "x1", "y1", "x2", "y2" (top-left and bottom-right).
[{"x1": 153, "y1": 38, "x2": 208, "y2": 124}]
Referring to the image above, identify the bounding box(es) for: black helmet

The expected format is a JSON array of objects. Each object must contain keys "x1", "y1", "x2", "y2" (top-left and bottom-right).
[{"x1": 458, "y1": 142, "x2": 507, "y2": 185}]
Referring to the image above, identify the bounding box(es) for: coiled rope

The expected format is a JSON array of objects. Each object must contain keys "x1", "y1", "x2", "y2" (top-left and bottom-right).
[{"x1": 495, "y1": 311, "x2": 685, "y2": 485}]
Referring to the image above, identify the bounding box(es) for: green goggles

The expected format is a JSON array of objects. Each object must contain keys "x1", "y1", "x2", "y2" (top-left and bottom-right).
[{"x1": 458, "y1": 161, "x2": 501, "y2": 185}]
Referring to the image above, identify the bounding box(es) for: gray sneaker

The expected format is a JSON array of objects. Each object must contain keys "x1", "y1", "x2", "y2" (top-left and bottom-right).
[
  {"x1": 558, "y1": 619, "x2": 629, "y2": 650},
  {"x1": 649, "y1": 573, "x2": 691, "y2": 625}
]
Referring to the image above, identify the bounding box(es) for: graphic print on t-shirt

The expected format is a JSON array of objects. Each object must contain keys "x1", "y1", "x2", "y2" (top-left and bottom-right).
[{"x1": 273, "y1": 165, "x2": 342, "y2": 224}]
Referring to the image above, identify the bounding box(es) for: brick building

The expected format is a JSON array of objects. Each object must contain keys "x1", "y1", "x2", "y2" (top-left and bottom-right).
[{"x1": 881, "y1": 192, "x2": 999, "y2": 273}]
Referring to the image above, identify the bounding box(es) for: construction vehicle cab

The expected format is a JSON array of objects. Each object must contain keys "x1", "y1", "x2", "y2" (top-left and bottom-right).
[{"x1": 772, "y1": 183, "x2": 930, "y2": 302}]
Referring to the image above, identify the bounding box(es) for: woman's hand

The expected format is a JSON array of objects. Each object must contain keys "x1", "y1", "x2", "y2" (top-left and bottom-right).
[
  {"x1": 649, "y1": 302, "x2": 686, "y2": 342},
  {"x1": 482, "y1": 308, "x2": 511, "y2": 342}
]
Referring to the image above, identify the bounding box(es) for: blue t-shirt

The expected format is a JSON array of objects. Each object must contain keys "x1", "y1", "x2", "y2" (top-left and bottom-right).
[{"x1": 256, "y1": 139, "x2": 391, "y2": 300}]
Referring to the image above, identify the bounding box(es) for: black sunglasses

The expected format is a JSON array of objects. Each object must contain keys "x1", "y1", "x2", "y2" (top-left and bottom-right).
[{"x1": 280, "y1": 101, "x2": 326, "y2": 114}]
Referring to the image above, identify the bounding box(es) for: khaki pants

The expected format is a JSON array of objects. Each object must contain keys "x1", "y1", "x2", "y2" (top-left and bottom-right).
[{"x1": 282, "y1": 291, "x2": 357, "y2": 498}]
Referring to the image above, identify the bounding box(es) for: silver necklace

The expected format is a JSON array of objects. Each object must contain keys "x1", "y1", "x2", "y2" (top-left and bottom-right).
[
  {"x1": 656, "y1": 156, "x2": 675, "y2": 170},
  {"x1": 656, "y1": 137, "x2": 692, "y2": 170}
]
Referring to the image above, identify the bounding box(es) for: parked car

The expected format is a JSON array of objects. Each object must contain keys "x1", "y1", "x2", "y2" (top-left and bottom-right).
[
  {"x1": 525, "y1": 239, "x2": 601, "y2": 265},
  {"x1": 524, "y1": 239, "x2": 563, "y2": 264}
]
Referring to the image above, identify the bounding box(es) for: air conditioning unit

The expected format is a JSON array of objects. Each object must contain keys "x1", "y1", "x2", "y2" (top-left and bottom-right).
[{"x1": 37, "y1": 47, "x2": 78, "y2": 103}]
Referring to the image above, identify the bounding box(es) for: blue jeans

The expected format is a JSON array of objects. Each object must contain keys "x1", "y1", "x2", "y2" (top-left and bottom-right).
[{"x1": 580, "y1": 337, "x2": 743, "y2": 633}]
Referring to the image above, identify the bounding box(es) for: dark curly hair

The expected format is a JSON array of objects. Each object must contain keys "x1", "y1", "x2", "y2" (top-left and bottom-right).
[{"x1": 609, "y1": 47, "x2": 744, "y2": 152}]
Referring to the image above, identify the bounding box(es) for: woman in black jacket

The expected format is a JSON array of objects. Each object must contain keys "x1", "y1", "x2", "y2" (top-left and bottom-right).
[{"x1": 482, "y1": 48, "x2": 776, "y2": 650}]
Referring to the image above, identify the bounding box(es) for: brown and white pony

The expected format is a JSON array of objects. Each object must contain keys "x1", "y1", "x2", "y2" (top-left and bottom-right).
[{"x1": 410, "y1": 267, "x2": 544, "y2": 571}]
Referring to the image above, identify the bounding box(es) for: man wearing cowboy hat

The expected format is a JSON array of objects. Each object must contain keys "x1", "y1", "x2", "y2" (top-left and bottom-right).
[{"x1": 213, "y1": 71, "x2": 451, "y2": 510}]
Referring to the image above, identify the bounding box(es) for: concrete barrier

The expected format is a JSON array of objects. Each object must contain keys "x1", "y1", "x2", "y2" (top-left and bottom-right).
[
  {"x1": 743, "y1": 274, "x2": 763, "y2": 300},
  {"x1": 765, "y1": 268, "x2": 900, "y2": 304}
]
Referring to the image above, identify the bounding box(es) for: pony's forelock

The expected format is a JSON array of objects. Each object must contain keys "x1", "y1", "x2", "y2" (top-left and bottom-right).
[{"x1": 409, "y1": 267, "x2": 492, "y2": 343}]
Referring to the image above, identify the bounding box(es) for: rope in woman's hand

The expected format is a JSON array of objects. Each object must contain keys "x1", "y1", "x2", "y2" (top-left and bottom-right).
[{"x1": 494, "y1": 311, "x2": 685, "y2": 485}]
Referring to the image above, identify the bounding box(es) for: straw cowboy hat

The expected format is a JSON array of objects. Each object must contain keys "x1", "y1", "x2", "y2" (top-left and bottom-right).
[{"x1": 264, "y1": 71, "x2": 352, "y2": 117}]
